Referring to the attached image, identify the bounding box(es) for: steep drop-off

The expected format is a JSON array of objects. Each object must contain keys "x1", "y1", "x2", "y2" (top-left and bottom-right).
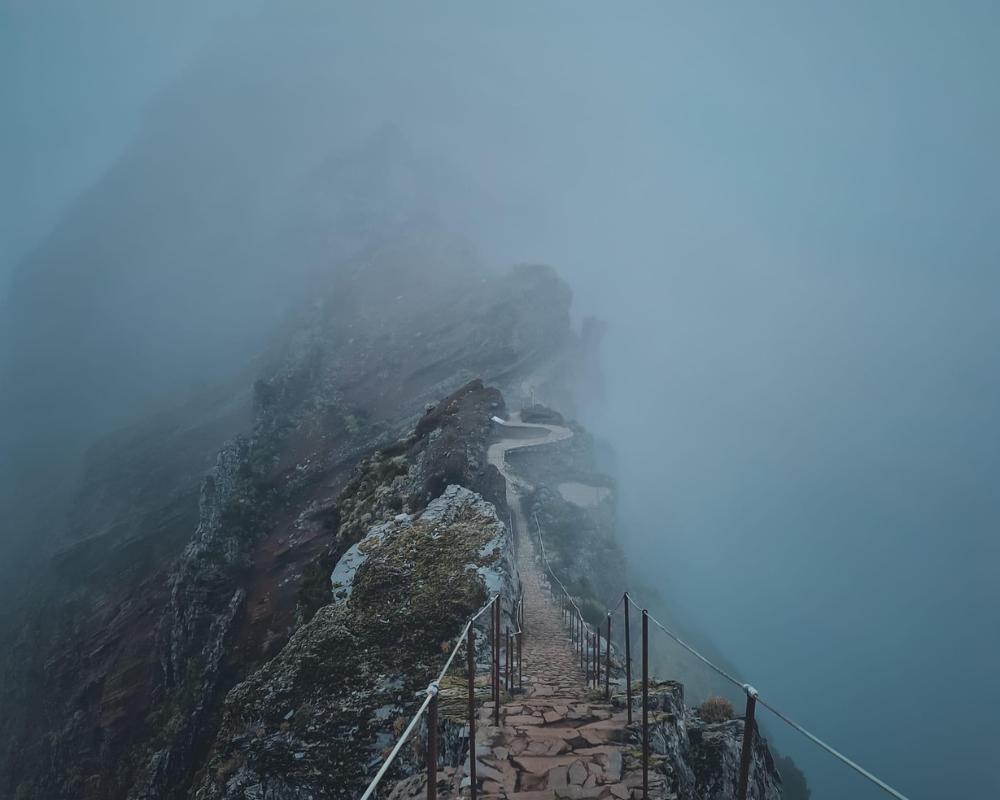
[
  {"x1": 1, "y1": 252, "x2": 790, "y2": 800},
  {"x1": 0, "y1": 253, "x2": 589, "y2": 800}
]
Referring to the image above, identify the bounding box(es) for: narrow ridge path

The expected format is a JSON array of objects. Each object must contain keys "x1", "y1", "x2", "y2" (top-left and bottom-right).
[
  {"x1": 456, "y1": 535, "x2": 642, "y2": 799},
  {"x1": 441, "y1": 414, "x2": 661, "y2": 799}
]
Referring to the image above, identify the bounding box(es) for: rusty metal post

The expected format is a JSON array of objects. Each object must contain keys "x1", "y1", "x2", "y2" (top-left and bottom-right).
[
  {"x1": 493, "y1": 601, "x2": 500, "y2": 725},
  {"x1": 605, "y1": 613, "x2": 611, "y2": 700},
  {"x1": 503, "y1": 627, "x2": 508, "y2": 693},
  {"x1": 596, "y1": 630, "x2": 601, "y2": 688},
  {"x1": 466, "y1": 625, "x2": 477, "y2": 800},
  {"x1": 592, "y1": 633, "x2": 597, "y2": 687},
  {"x1": 624, "y1": 593, "x2": 633, "y2": 723},
  {"x1": 595, "y1": 633, "x2": 599, "y2": 688},
  {"x1": 587, "y1": 632, "x2": 591, "y2": 686},
  {"x1": 642, "y1": 609, "x2": 649, "y2": 800},
  {"x1": 506, "y1": 628, "x2": 512, "y2": 693},
  {"x1": 517, "y1": 631, "x2": 522, "y2": 689},
  {"x1": 427, "y1": 686, "x2": 438, "y2": 800},
  {"x1": 579, "y1": 619, "x2": 584, "y2": 671},
  {"x1": 489, "y1": 600, "x2": 495, "y2": 707},
  {"x1": 503, "y1": 628, "x2": 508, "y2": 693},
  {"x1": 588, "y1": 632, "x2": 592, "y2": 687},
  {"x1": 737, "y1": 687, "x2": 759, "y2": 800},
  {"x1": 586, "y1": 631, "x2": 591, "y2": 685}
]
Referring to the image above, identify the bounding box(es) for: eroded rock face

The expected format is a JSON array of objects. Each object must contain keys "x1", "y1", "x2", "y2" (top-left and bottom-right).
[
  {"x1": 192, "y1": 485, "x2": 518, "y2": 800},
  {"x1": 1, "y1": 256, "x2": 576, "y2": 800},
  {"x1": 627, "y1": 683, "x2": 781, "y2": 800}
]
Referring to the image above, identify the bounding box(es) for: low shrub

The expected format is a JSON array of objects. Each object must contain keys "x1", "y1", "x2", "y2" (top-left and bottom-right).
[{"x1": 698, "y1": 696, "x2": 735, "y2": 723}]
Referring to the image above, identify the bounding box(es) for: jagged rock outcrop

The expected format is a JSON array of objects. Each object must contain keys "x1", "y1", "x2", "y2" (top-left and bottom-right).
[
  {"x1": 627, "y1": 682, "x2": 781, "y2": 800},
  {"x1": 508, "y1": 418, "x2": 624, "y2": 627},
  {"x1": 0, "y1": 256, "x2": 582, "y2": 800},
  {"x1": 192, "y1": 485, "x2": 518, "y2": 800}
]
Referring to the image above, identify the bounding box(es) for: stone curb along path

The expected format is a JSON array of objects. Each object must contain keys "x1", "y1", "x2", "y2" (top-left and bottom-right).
[{"x1": 411, "y1": 414, "x2": 668, "y2": 800}]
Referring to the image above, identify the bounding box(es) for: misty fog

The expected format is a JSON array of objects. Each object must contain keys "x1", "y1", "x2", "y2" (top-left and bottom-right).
[{"x1": 3, "y1": 3, "x2": 998, "y2": 799}]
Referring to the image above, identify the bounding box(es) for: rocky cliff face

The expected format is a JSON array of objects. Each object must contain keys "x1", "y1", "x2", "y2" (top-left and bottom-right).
[
  {"x1": 0, "y1": 251, "x2": 791, "y2": 800},
  {"x1": 632, "y1": 683, "x2": 781, "y2": 800},
  {"x1": 192, "y1": 485, "x2": 518, "y2": 800},
  {"x1": 0, "y1": 252, "x2": 579, "y2": 800},
  {"x1": 508, "y1": 413, "x2": 787, "y2": 799},
  {"x1": 505, "y1": 415, "x2": 624, "y2": 626}
]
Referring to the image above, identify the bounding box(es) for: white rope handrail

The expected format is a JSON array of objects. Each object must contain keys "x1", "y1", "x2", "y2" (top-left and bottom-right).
[
  {"x1": 359, "y1": 592, "x2": 500, "y2": 800},
  {"x1": 358, "y1": 684, "x2": 436, "y2": 800},
  {"x1": 532, "y1": 512, "x2": 596, "y2": 637},
  {"x1": 623, "y1": 594, "x2": 911, "y2": 799}
]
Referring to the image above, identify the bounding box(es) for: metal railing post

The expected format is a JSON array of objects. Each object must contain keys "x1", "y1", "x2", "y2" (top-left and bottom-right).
[
  {"x1": 592, "y1": 633, "x2": 597, "y2": 687},
  {"x1": 595, "y1": 632, "x2": 600, "y2": 688},
  {"x1": 517, "y1": 631, "x2": 522, "y2": 689},
  {"x1": 737, "y1": 686, "x2": 759, "y2": 800},
  {"x1": 624, "y1": 593, "x2": 633, "y2": 723},
  {"x1": 493, "y1": 601, "x2": 500, "y2": 725},
  {"x1": 466, "y1": 625, "x2": 477, "y2": 800},
  {"x1": 605, "y1": 613, "x2": 611, "y2": 700},
  {"x1": 427, "y1": 684, "x2": 438, "y2": 800},
  {"x1": 642, "y1": 608, "x2": 649, "y2": 800},
  {"x1": 489, "y1": 600, "x2": 495, "y2": 708},
  {"x1": 506, "y1": 627, "x2": 512, "y2": 693},
  {"x1": 589, "y1": 632, "x2": 593, "y2": 687}
]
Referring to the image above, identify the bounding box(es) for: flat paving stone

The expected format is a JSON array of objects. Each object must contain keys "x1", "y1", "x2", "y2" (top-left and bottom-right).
[{"x1": 404, "y1": 533, "x2": 662, "y2": 799}]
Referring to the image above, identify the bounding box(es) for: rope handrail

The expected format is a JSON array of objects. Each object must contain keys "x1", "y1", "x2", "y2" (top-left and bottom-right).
[
  {"x1": 362, "y1": 503, "x2": 911, "y2": 800},
  {"x1": 619, "y1": 594, "x2": 910, "y2": 799},
  {"x1": 532, "y1": 512, "x2": 597, "y2": 639},
  {"x1": 530, "y1": 510, "x2": 910, "y2": 800},
  {"x1": 626, "y1": 596, "x2": 745, "y2": 691},
  {"x1": 359, "y1": 591, "x2": 502, "y2": 800},
  {"x1": 756, "y1": 696, "x2": 910, "y2": 800},
  {"x1": 359, "y1": 683, "x2": 438, "y2": 800}
]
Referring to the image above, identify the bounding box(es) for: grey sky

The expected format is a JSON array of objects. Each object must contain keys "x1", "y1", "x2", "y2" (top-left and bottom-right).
[
  {"x1": 2, "y1": 3, "x2": 998, "y2": 798},
  {"x1": 0, "y1": 1, "x2": 249, "y2": 295}
]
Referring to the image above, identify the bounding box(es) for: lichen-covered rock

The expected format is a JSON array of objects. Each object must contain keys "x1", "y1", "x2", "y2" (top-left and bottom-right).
[
  {"x1": 296, "y1": 379, "x2": 509, "y2": 620},
  {"x1": 192, "y1": 485, "x2": 519, "y2": 800},
  {"x1": 0, "y1": 254, "x2": 583, "y2": 800},
  {"x1": 686, "y1": 715, "x2": 780, "y2": 800}
]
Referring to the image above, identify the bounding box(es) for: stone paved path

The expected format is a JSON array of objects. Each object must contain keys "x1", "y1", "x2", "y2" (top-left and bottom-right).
[
  {"x1": 394, "y1": 417, "x2": 667, "y2": 799},
  {"x1": 425, "y1": 534, "x2": 665, "y2": 800}
]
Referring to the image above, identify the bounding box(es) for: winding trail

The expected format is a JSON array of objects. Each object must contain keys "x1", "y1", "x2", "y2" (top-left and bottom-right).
[
  {"x1": 486, "y1": 413, "x2": 574, "y2": 539},
  {"x1": 438, "y1": 414, "x2": 658, "y2": 799}
]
